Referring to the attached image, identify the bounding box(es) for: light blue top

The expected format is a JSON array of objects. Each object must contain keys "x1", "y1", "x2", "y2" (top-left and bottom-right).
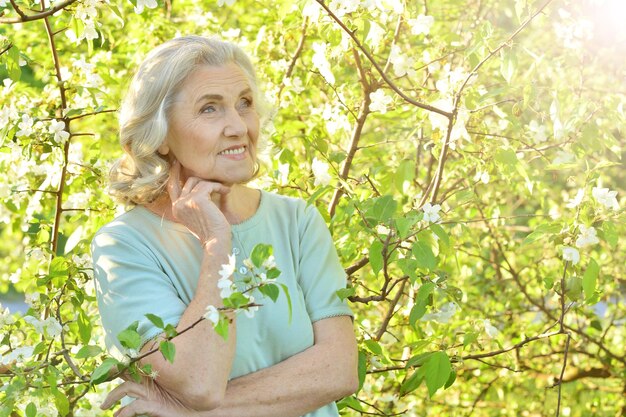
[{"x1": 91, "y1": 190, "x2": 353, "y2": 417}]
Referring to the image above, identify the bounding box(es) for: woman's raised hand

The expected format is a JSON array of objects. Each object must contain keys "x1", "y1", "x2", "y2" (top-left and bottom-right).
[{"x1": 167, "y1": 160, "x2": 232, "y2": 246}]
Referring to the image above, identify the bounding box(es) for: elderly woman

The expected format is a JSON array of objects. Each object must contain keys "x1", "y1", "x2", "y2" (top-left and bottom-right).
[{"x1": 91, "y1": 36, "x2": 358, "y2": 417}]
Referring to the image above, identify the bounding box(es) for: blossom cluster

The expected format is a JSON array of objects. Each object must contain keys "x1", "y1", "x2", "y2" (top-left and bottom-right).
[{"x1": 204, "y1": 251, "x2": 280, "y2": 326}]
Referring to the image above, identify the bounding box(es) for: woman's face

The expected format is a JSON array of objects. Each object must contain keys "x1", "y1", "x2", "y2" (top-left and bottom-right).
[{"x1": 159, "y1": 63, "x2": 260, "y2": 185}]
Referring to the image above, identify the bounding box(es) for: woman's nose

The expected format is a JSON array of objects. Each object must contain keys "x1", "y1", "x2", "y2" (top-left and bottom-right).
[{"x1": 223, "y1": 108, "x2": 247, "y2": 138}]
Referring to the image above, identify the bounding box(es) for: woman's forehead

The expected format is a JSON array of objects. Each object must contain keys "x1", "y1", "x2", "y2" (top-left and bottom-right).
[{"x1": 178, "y1": 63, "x2": 251, "y2": 98}]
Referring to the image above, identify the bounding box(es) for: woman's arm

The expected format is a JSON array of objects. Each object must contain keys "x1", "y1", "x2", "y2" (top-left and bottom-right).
[
  {"x1": 203, "y1": 315, "x2": 358, "y2": 417},
  {"x1": 135, "y1": 238, "x2": 236, "y2": 410},
  {"x1": 101, "y1": 316, "x2": 358, "y2": 417}
]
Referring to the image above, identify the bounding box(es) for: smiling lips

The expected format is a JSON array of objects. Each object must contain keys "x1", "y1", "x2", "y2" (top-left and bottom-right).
[{"x1": 218, "y1": 145, "x2": 247, "y2": 159}]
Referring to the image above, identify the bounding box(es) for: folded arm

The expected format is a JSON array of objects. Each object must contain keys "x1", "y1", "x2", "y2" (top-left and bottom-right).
[{"x1": 201, "y1": 315, "x2": 358, "y2": 417}]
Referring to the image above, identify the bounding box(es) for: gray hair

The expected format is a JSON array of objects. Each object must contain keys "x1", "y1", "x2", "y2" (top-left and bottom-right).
[{"x1": 109, "y1": 35, "x2": 270, "y2": 205}]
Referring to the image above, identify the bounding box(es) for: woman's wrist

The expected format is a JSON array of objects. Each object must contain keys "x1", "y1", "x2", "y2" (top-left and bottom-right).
[{"x1": 202, "y1": 237, "x2": 232, "y2": 255}]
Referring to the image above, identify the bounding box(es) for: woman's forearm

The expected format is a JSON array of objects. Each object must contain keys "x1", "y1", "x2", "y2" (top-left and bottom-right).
[
  {"x1": 200, "y1": 316, "x2": 358, "y2": 417},
  {"x1": 140, "y1": 238, "x2": 237, "y2": 410}
]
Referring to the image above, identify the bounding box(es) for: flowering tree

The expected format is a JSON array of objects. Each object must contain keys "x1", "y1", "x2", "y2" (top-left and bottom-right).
[{"x1": 1, "y1": 0, "x2": 624, "y2": 416}]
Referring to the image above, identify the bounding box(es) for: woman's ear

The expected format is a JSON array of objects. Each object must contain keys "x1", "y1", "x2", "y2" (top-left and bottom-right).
[{"x1": 157, "y1": 143, "x2": 170, "y2": 155}]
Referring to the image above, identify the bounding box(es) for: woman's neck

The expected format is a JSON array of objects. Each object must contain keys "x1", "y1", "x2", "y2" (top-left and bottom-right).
[{"x1": 143, "y1": 184, "x2": 260, "y2": 225}]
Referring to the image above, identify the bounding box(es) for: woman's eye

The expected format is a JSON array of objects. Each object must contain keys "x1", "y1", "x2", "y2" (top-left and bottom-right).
[
  {"x1": 240, "y1": 98, "x2": 253, "y2": 108},
  {"x1": 201, "y1": 105, "x2": 216, "y2": 113}
]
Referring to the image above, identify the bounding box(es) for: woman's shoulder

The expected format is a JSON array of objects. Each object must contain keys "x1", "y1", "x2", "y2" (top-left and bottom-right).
[{"x1": 260, "y1": 190, "x2": 320, "y2": 219}]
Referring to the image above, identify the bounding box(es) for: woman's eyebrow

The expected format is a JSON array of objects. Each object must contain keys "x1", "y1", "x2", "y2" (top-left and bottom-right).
[{"x1": 194, "y1": 88, "x2": 253, "y2": 105}]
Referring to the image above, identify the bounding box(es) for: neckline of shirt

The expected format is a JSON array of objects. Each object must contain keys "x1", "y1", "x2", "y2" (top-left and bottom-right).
[{"x1": 133, "y1": 189, "x2": 267, "y2": 233}]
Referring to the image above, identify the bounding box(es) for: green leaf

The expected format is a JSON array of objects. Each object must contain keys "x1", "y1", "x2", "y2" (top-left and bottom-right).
[
  {"x1": 364, "y1": 339, "x2": 383, "y2": 356},
  {"x1": 164, "y1": 324, "x2": 178, "y2": 338},
  {"x1": 279, "y1": 283, "x2": 293, "y2": 324},
  {"x1": 337, "y1": 395, "x2": 363, "y2": 412},
  {"x1": 429, "y1": 223, "x2": 450, "y2": 250},
  {"x1": 400, "y1": 370, "x2": 424, "y2": 396},
  {"x1": 409, "y1": 282, "x2": 435, "y2": 326},
  {"x1": 214, "y1": 317, "x2": 229, "y2": 340},
  {"x1": 77, "y1": 311, "x2": 92, "y2": 344},
  {"x1": 260, "y1": 283, "x2": 280, "y2": 302},
  {"x1": 444, "y1": 369, "x2": 457, "y2": 389},
  {"x1": 582, "y1": 258, "x2": 599, "y2": 303},
  {"x1": 395, "y1": 214, "x2": 420, "y2": 240},
  {"x1": 118, "y1": 327, "x2": 142, "y2": 350},
  {"x1": 406, "y1": 351, "x2": 435, "y2": 368},
  {"x1": 90, "y1": 358, "x2": 119, "y2": 385},
  {"x1": 602, "y1": 221, "x2": 618, "y2": 249},
  {"x1": 412, "y1": 241, "x2": 436, "y2": 271},
  {"x1": 357, "y1": 349, "x2": 367, "y2": 390},
  {"x1": 423, "y1": 351, "x2": 452, "y2": 397},
  {"x1": 159, "y1": 341, "x2": 176, "y2": 364},
  {"x1": 54, "y1": 390, "x2": 70, "y2": 417},
  {"x1": 372, "y1": 195, "x2": 397, "y2": 222},
  {"x1": 463, "y1": 332, "x2": 478, "y2": 348},
  {"x1": 25, "y1": 403, "x2": 37, "y2": 417},
  {"x1": 145, "y1": 313, "x2": 164, "y2": 329},
  {"x1": 369, "y1": 240, "x2": 384, "y2": 275},
  {"x1": 7, "y1": 46, "x2": 21, "y2": 82},
  {"x1": 75, "y1": 345, "x2": 103, "y2": 359},
  {"x1": 250, "y1": 243, "x2": 273, "y2": 268},
  {"x1": 49, "y1": 256, "x2": 69, "y2": 278},
  {"x1": 522, "y1": 222, "x2": 562, "y2": 246},
  {"x1": 500, "y1": 48, "x2": 517, "y2": 84},
  {"x1": 336, "y1": 287, "x2": 355, "y2": 301}
]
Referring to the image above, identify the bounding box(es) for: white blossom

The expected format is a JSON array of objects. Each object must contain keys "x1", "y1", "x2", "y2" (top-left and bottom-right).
[
  {"x1": 473, "y1": 170, "x2": 490, "y2": 184},
  {"x1": 243, "y1": 258, "x2": 255, "y2": 271},
  {"x1": 552, "y1": 150, "x2": 575, "y2": 165},
  {"x1": 592, "y1": 186, "x2": 619, "y2": 210},
  {"x1": 262, "y1": 255, "x2": 277, "y2": 270},
  {"x1": 218, "y1": 254, "x2": 236, "y2": 281},
  {"x1": 562, "y1": 246, "x2": 580, "y2": 265},
  {"x1": 0, "y1": 303, "x2": 16, "y2": 327},
  {"x1": 218, "y1": 277, "x2": 234, "y2": 299},
  {"x1": 149, "y1": 369, "x2": 159, "y2": 379},
  {"x1": 566, "y1": 189, "x2": 584, "y2": 209},
  {"x1": 528, "y1": 120, "x2": 548, "y2": 142},
  {"x1": 25, "y1": 293, "x2": 40, "y2": 308},
  {"x1": 389, "y1": 45, "x2": 416, "y2": 78},
  {"x1": 421, "y1": 302, "x2": 457, "y2": 323},
  {"x1": 243, "y1": 295, "x2": 259, "y2": 318},
  {"x1": 203, "y1": 305, "x2": 220, "y2": 325},
  {"x1": 369, "y1": 89, "x2": 393, "y2": 114},
  {"x1": 422, "y1": 202, "x2": 441, "y2": 223},
  {"x1": 277, "y1": 162, "x2": 290, "y2": 185},
  {"x1": 16, "y1": 114, "x2": 34, "y2": 137},
  {"x1": 217, "y1": 0, "x2": 236, "y2": 5},
  {"x1": 312, "y1": 42, "x2": 335, "y2": 85},
  {"x1": 0, "y1": 346, "x2": 34, "y2": 365},
  {"x1": 135, "y1": 0, "x2": 158, "y2": 14},
  {"x1": 366, "y1": 21, "x2": 386, "y2": 47},
  {"x1": 409, "y1": 14, "x2": 435, "y2": 35},
  {"x1": 575, "y1": 225, "x2": 599, "y2": 248},
  {"x1": 329, "y1": 0, "x2": 360, "y2": 17},
  {"x1": 483, "y1": 319, "x2": 499, "y2": 338},
  {"x1": 312, "y1": 157, "x2": 332, "y2": 187},
  {"x1": 49, "y1": 121, "x2": 70, "y2": 144}
]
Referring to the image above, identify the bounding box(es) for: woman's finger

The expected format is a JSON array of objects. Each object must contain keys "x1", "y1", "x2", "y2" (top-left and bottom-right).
[
  {"x1": 114, "y1": 399, "x2": 159, "y2": 417},
  {"x1": 101, "y1": 381, "x2": 146, "y2": 410}
]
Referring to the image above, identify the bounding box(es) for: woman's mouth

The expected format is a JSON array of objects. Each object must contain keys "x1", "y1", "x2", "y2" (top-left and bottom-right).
[{"x1": 218, "y1": 145, "x2": 247, "y2": 159}]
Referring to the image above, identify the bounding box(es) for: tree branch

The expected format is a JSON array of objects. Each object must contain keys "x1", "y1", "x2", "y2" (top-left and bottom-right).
[
  {"x1": 314, "y1": 0, "x2": 452, "y2": 117},
  {"x1": 0, "y1": 0, "x2": 78, "y2": 24}
]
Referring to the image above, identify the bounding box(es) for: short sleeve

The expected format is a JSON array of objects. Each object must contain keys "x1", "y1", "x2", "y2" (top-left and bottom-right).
[
  {"x1": 297, "y1": 204, "x2": 353, "y2": 322},
  {"x1": 91, "y1": 231, "x2": 186, "y2": 358}
]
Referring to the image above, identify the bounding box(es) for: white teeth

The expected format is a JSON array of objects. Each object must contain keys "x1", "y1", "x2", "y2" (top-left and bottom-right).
[{"x1": 220, "y1": 146, "x2": 245, "y2": 155}]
